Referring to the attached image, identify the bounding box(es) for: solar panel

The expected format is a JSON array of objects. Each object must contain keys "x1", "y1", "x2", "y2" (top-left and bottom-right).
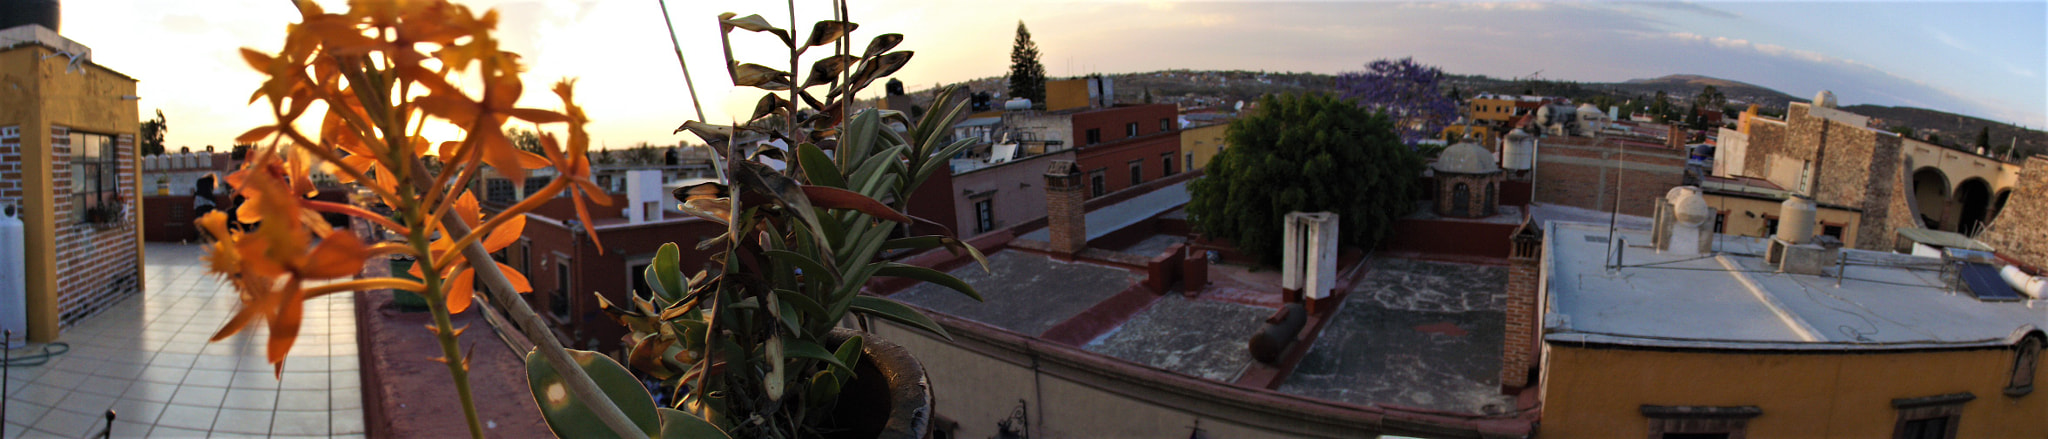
[{"x1": 1959, "y1": 262, "x2": 2024, "y2": 301}]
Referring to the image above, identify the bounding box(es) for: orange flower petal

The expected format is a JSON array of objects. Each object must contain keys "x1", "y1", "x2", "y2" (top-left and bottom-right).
[
  {"x1": 447, "y1": 268, "x2": 475, "y2": 314},
  {"x1": 482, "y1": 214, "x2": 524, "y2": 252},
  {"x1": 300, "y1": 232, "x2": 368, "y2": 279},
  {"x1": 496, "y1": 262, "x2": 531, "y2": 293}
]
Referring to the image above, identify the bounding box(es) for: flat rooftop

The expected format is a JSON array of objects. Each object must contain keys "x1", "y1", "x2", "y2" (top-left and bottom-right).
[
  {"x1": 1279, "y1": 258, "x2": 1515, "y2": 414},
  {"x1": 1543, "y1": 221, "x2": 2048, "y2": 350},
  {"x1": 893, "y1": 250, "x2": 1140, "y2": 337}
]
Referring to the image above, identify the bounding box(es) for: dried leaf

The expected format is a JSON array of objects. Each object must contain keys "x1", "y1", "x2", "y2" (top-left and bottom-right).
[
  {"x1": 862, "y1": 33, "x2": 903, "y2": 58},
  {"x1": 800, "y1": 55, "x2": 859, "y2": 88},
  {"x1": 804, "y1": 20, "x2": 858, "y2": 48}
]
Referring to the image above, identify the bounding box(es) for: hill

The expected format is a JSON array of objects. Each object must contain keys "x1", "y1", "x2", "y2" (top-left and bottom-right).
[{"x1": 1842, "y1": 104, "x2": 2047, "y2": 158}]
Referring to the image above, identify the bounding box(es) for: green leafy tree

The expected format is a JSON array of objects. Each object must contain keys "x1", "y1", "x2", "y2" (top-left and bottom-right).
[
  {"x1": 1977, "y1": 126, "x2": 1991, "y2": 150},
  {"x1": 139, "y1": 109, "x2": 167, "y2": 156},
  {"x1": 1187, "y1": 93, "x2": 1423, "y2": 265},
  {"x1": 1007, "y1": 21, "x2": 1046, "y2": 104},
  {"x1": 506, "y1": 128, "x2": 542, "y2": 154}
]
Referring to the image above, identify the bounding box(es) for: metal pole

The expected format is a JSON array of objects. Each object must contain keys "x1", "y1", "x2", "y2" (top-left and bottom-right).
[{"x1": 655, "y1": 0, "x2": 707, "y2": 122}]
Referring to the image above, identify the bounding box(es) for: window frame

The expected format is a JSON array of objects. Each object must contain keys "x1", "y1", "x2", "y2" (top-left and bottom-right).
[
  {"x1": 1088, "y1": 169, "x2": 1106, "y2": 198},
  {"x1": 1085, "y1": 128, "x2": 1101, "y2": 145},
  {"x1": 70, "y1": 131, "x2": 118, "y2": 223},
  {"x1": 973, "y1": 199, "x2": 994, "y2": 234},
  {"x1": 1128, "y1": 159, "x2": 1144, "y2": 187},
  {"x1": 551, "y1": 259, "x2": 572, "y2": 321},
  {"x1": 1640, "y1": 405, "x2": 1760, "y2": 439},
  {"x1": 2009, "y1": 335, "x2": 2041, "y2": 397},
  {"x1": 1162, "y1": 153, "x2": 1176, "y2": 176},
  {"x1": 1160, "y1": 118, "x2": 1171, "y2": 133},
  {"x1": 1125, "y1": 122, "x2": 1138, "y2": 138},
  {"x1": 1890, "y1": 392, "x2": 1972, "y2": 439}
]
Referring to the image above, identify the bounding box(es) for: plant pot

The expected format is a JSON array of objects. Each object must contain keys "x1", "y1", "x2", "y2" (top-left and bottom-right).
[{"x1": 823, "y1": 328, "x2": 932, "y2": 439}]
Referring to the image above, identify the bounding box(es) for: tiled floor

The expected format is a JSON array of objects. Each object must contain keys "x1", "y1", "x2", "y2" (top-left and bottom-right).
[{"x1": 3, "y1": 244, "x2": 365, "y2": 438}]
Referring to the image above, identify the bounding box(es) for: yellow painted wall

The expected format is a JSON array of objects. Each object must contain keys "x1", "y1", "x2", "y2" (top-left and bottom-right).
[
  {"x1": 1470, "y1": 97, "x2": 1516, "y2": 123},
  {"x1": 1180, "y1": 123, "x2": 1228, "y2": 172},
  {"x1": 1045, "y1": 78, "x2": 1092, "y2": 113},
  {"x1": 1540, "y1": 344, "x2": 2047, "y2": 438},
  {"x1": 0, "y1": 44, "x2": 140, "y2": 342},
  {"x1": 1703, "y1": 192, "x2": 1862, "y2": 244}
]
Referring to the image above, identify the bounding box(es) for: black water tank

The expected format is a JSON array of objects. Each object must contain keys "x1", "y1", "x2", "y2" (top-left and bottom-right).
[{"x1": 1, "y1": 0, "x2": 61, "y2": 32}]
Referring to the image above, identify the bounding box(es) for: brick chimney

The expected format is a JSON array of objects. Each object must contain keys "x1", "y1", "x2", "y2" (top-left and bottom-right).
[
  {"x1": 1044, "y1": 160, "x2": 1086, "y2": 257},
  {"x1": 1501, "y1": 222, "x2": 1543, "y2": 392},
  {"x1": 1667, "y1": 123, "x2": 1687, "y2": 150}
]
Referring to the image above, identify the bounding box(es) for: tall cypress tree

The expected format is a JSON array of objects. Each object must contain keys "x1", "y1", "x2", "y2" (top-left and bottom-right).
[{"x1": 1008, "y1": 21, "x2": 1046, "y2": 105}]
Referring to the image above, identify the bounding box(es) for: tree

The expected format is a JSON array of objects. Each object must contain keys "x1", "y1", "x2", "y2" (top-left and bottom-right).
[
  {"x1": 506, "y1": 128, "x2": 542, "y2": 154},
  {"x1": 1186, "y1": 93, "x2": 1423, "y2": 265},
  {"x1": 1007, "y1": 21, "x2": 1046, "y2": 105},
  {"x1": 139, "y1": 109, "x2": 167, "y2": 156},
  {"x1": 1334, "y1": 58, "x2": 1459, "y2": 145},
  {"x1": 1977, "y1": 126, "x2": 1991, "y2": 150}
]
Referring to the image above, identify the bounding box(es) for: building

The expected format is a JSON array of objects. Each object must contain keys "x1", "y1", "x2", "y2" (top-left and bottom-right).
[
  {"x1": 1071, "y1": 104, "x2": 1182, "y2": 198},
  {"x1": 1529, "y1": 132, "x2": 1689, "y2": 217},
  {"x1": 1178, "y1": 122, "x2": 1228, "y2": 172},
  {"x1": 1523, "y1": 217, "x2": 2045, "y2": 437},
  {"x1": 1700, "y1": 174, "x2": 1863, "y2": 243},
  {"x1": 1467, "y1": 93, "x2": 1542, "y2": 125},
  {"x1": 0, "y1": 23, "x2": 143, "y2": 343}
]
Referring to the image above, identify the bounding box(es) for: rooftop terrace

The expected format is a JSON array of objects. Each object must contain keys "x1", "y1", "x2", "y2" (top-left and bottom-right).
[{"x1": 1543, "y1": 221, "x2": 2048, "y2": 350}]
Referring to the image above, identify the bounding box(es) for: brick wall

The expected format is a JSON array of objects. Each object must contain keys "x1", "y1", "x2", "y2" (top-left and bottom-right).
[
  {"x1": 1501, "y1": 230, "x2": 1541, "y2": 389},
  {"x1": 50, "y1": 126, "x2": 141, "y2": 328},
  {"x1": 1751, "y1": 103, "x2": 1909, "y2": 251},
  {"x1": 1979, "y1": 157, "x2": 2048, "y2": 270},
  {"x1": 1044, "y1": 161, "x2": 1087, "y2": 256},
  {"x1": 1434, "y1": 173, "x2": 1501, "y2": 218},
  {"x1": 1532, "y1": 137, "x2": 1687, "y2": 217}
]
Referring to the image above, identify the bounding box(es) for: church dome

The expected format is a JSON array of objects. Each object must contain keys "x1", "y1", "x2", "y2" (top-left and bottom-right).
[{"x1": 1433, "y1": 141, "x2": 1500, "y2": 175}]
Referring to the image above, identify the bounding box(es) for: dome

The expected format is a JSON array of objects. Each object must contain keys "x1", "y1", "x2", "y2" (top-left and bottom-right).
[
  {"x1": 1576, "y1": 103, "x2": 1605, "y2": 120},
  {"x1": 1813, "y1": 90, "x2": 1837, "y2": 109},
  {"x1": 1667, "y1": 186, "x2": 1712, "y2": 226},
  {"x1": 1433, "y1": 142, "x2": 1500, "y2": 174}
]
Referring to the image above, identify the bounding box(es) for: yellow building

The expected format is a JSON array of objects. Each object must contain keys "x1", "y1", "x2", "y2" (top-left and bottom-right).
[
  {"x1": 1, "y1": 25, "x2": 144, "y2": 343},
  {"x1": 1467, "y1": 93, "x2": 1532, "y2": 125},
  {"x1": 1700, "y1": 175, "x2": 1863, "y2": 244},
  {"x1": 1530, "y1": 221, "x2": 2045, "y2": 438},
  {"x1": 1179, "y1": 122, "x2": 1228, "y2": 172}
]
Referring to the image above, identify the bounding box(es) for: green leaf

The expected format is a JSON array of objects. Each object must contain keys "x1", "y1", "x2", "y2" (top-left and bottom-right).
[
  {"x1": 765, "y1": 249, "x2": 839, "y2": 286},
  {"x1": 657, "y1": 408, "x2": 730, "y2": 439},
  {"x1": 806, "y1": 370, "x2": 843, "y2": 407},
  {"x1": 651, "y1": 243, "x2": 684, "y2": 302},
  {"x1": 850, "y1": 296, "x2": 950, "y2": 340},
  {"x1": 772, "y1": 289, "x2": 830, "y2": 329},
  {"x1": 524, "y1": 349, "x2": 663, "y2": 439},
  {"x1": 833, "y1": 335, "x2": 864, "y2": 382},
  {"x1": 796, "y1": 142, "x2": 844, "y2": 188},
  {"x1": 803, "y1": 185, "x2": 911, "y2": 224},
  {"x1": 784, "y1": 339, "x2": 847, "y2": 370},
  {"x1": 880, "y1": 236, "x2": 946, "y2": 252},
  {"x1": 874, "y1": 262, "x2": 981, "y2": 302},
  {"x1": 805, "y1": 20, "x2": 859, "y2": 48}
]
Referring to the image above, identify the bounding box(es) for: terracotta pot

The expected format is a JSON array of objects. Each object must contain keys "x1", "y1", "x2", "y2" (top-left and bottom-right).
[{"x1": 823, "y1": 328, "x2": 932, "y2": 439}]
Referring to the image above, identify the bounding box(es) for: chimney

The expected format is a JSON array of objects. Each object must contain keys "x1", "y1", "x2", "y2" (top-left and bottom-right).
[
  {"x1": 1043, "y1": 160, "x2": 1086, "y2": 257},
  {"x1": 1501, "y1": 221, "x2": 1543, "y2": 391},
  {"x1": 1281, "y1": 212, "x2": 1339, "y2": 311},
  {"x1": 625, "y1": 169, "x2": 662, "y2": 224},
  {"x1": 1667, "y1": 123, "x2": 1687, "y2": 150}
]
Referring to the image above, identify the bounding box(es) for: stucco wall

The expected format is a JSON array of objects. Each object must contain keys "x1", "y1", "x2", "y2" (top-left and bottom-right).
[
  {"x1": 951, "y1": 150, "x2": 1075, "y2": 237},
  {"x1": 1539, "y1": 344, "x2": 2047, "y2": 438},
  {"x1": 1701, "y1": 192, "x2": 1863, "y2": 244},
  {"x1": 1180, "y1": 123, "x2": 1228, "y2": 172}
]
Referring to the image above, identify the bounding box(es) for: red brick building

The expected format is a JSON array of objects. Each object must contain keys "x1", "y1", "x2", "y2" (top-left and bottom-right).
[{"x1": 1070, "y1": 104, "x2": 1182, "y2": 198}]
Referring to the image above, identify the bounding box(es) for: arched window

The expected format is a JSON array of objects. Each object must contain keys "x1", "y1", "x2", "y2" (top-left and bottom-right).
[
  {"x1": 1485, "y1": 182, "x2": 1498, "y2": 216},
  {"x1": 2010, "y1": 334, "x2": 2041, "y2": 397},
  {"x1": 1451, "y1": 182, "x2": 1471, "y2": 217}
]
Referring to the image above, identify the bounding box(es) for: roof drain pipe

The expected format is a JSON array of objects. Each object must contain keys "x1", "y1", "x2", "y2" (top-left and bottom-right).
[{"x1": 2001, "y1": 265, "x2": 2047, "y2": 299}]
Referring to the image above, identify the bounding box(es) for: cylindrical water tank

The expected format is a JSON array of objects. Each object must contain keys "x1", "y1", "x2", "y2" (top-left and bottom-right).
[
  {"x1": 0, "y1": 203, "x2": 27, "y2": 347},
  {"x1": 0, "y1": 0, "x2": 60, "y2": 33},
  {"x1": 1003, "y1": 98, "x2": 1032, "y2": 111},
  {"x1": 1777, "y1": 195, "x2": 1816, "y2": 244},
  {"x1": 1502, "y1": 129, "x2": 1534, "y2": 170},
  {"x1": 1668, "y1": 186, "x2": 1711, "y2": 227}
]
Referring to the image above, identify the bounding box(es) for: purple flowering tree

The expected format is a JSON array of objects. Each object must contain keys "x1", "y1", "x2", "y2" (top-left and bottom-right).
[{"x1": 1336, "y1": 58, "x2": 1460, "y2": 146}]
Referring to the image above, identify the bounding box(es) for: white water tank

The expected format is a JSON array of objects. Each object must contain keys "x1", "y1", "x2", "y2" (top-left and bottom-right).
[
  {"x1": 1777, "y1": 195, "x2": 1816, "y2": 244},
  {"x1": 1003, "y1": 98, "x2": 1032, "y2": 111},
  {"x1": 1, "y1": 203, "x2": 26, "y2": 347},
  {"x1": 1501, "y1": 129, "x2": 1534, "y2": 170}
]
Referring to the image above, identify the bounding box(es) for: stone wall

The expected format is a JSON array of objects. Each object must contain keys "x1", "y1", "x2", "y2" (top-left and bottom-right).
[
  {"x1": 1501, "y1": 230, "x2": 1541, "y2": 389},
  {"x1": 1978, "y1": 157, "x2": 2048, "y2": 270}
]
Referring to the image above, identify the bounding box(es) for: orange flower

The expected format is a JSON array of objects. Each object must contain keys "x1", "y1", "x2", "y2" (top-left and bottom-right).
[
  {"x1": 199, "y1": 211, "x2": 370, "y2": 376},
  {"x1": 539, "y1": 80, "x2": 611, "y2": 252},
  {"x1": 409, "y1": 192, "x2": 532, "y2": 313}
]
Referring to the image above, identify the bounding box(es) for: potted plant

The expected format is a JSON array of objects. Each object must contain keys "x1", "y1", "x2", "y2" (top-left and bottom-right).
[
  {"x1": 525, "y1": 4, "x2": 988, "y2": 438},
  {"x1": 202, "y1": 0, "x2": 982, "y2": 438}
]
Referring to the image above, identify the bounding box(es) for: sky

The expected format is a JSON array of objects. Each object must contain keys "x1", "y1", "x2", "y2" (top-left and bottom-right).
[{"x1": 49, "y1": 0, "x2": 2048, "y2": 150}]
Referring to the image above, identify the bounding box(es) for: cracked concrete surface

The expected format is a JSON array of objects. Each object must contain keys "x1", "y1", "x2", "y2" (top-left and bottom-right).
[
  {"x1": 1082, "y1": 294, "x2": 1268, "y2": 381},
  {"x1": 893, "y1": 250, "x2": 1139, "y2": 337},
  {"x1": 1277, "y1": 258, "x2": 1515, "y2": 414}
]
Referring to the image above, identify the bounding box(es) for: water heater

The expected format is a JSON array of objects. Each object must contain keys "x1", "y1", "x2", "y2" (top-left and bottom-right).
[{"x1": 1, "y1": 203, "x2": 27, "y2": 347}]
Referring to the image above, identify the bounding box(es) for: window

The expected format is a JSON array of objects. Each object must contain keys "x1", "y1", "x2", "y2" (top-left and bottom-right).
[
  {"x1": 69, "y1": 132, "x2": 117, "y2": 222},
  {"x1": 1128, "y1": 160, "x2": 1144, "y2": 186},
  {"x1": 1085, "y1": 128, "x2": 1101, "y2": 145},
  {"x1": 551, "y1": 261, "x2": 571, "y2": 319},
  {"x1": 1162, "y1": 153, "x2": 1176, "y2": 176},
  {"x1": 2010, "y1": 335, "x2": 2041, "y2": 397},
  {"x1": 1891, "y1": 393, "x2": 1971, "y2": 439},
  {"x1": 519, "y1": 240, "x2": 531, "y2": 274},
  {"x1": 1764, "y1": 216, "x2": 1781, "y2": 237},
  {"x1": 486, "y1": 178, "x2": 517, "y2": 204},
  {"x1": 1125, "y1": 122, "x2": 1138, "y2": 138},
  {"x1": 1640, "y1": 405, "x2": 1758, "y2": 439},
  {"x1": 973, "y1": 199, "x2": 994, "y2": 233},
  {"x1": 1714, "y1": 212, "x2": 1727, "y2": 233},
  {"x1": 1088, "y1": 169, "x2": 1106, "y2": 198},
  {"x1": 1822, "y1": 224, "x2": 1845, "y2": 240},
  {"x1": 1160, "y1": 118, "x2": 1171, "y2": 133},
  {"x1": 1186, "y1": 152, "x2": 1195, "y2": 172},
  {"x1": 524, "y1": 175, "x2": 555, "y2": 199}
]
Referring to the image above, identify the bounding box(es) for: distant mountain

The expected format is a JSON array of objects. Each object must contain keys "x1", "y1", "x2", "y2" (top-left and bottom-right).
[
  {"x1": 1841, "y1": 104, "x2": 2047, "y2": 159},
  {"x1": 1618, "y1": 74, "x2": 1798, "y2": 108}
]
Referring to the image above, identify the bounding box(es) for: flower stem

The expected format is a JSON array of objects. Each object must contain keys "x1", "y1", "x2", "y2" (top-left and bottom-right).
[{"x1": 399, "y1": 168, "x2": 487, "y2": 439}]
